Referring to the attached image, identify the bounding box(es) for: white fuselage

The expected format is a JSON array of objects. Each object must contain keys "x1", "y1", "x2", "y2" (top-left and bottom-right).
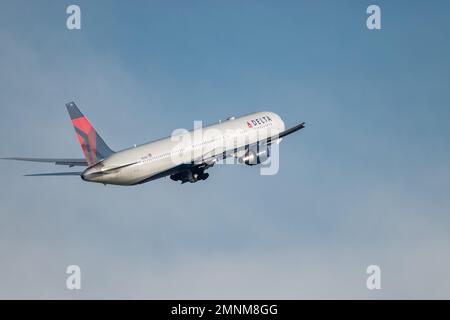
[{"x1": 81, "y1": 111, "x2": 285, "y2": 185}]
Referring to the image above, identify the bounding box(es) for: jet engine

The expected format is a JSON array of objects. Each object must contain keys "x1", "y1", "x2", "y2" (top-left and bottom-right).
[{"x1": 238, "y1": 144, "x2": 271, "y2": 166}]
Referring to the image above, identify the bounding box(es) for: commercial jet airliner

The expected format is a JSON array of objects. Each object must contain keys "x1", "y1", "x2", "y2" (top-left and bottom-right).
[{"x1": 2, "y1": 102, "x2": 305, "y2": 185}]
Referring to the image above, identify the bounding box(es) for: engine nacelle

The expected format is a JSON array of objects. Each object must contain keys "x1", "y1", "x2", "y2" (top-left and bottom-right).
[{"x1": 239, "y1": 145, "x2": 271, "y2": 166}]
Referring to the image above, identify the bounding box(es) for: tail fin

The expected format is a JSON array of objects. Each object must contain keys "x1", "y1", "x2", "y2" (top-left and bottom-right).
[{"x1": 65, "y1": 102, "x2": 114, "y2": 166}]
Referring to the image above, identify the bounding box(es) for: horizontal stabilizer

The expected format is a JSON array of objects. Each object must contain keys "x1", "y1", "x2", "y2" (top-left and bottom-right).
[
  {"x1": 24, "y1": 171, "x2": 83, "y2": 177},
  {"x1": 1, "y1": 157, "x2": 88, "y2": 167}
]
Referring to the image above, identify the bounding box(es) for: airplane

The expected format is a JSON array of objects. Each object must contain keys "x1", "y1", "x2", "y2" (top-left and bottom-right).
[{"x1": 1, "y1": 102, "x2": 305, "y2": 185}]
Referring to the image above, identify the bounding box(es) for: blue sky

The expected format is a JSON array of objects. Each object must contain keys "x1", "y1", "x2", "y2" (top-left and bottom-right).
[{"x1": 0, "y1": 0, "x2": 450, "y2": 298}]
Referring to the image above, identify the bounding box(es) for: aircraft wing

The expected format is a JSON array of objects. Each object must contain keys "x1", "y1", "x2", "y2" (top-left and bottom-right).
[
  {"x1": 267, "y1": 121, "x2": 305, "y2": 143},
  {"x1": 0, "y1": 157, "x2": 88, "y2": 167},
  {"x1": 194, "y1": 121, "x2": 306, "y2": 164}
]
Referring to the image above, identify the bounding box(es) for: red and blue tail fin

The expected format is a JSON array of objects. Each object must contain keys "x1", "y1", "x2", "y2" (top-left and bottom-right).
[{"x1": 65, "y1": 102, "x2": 114, "y2": 166}]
